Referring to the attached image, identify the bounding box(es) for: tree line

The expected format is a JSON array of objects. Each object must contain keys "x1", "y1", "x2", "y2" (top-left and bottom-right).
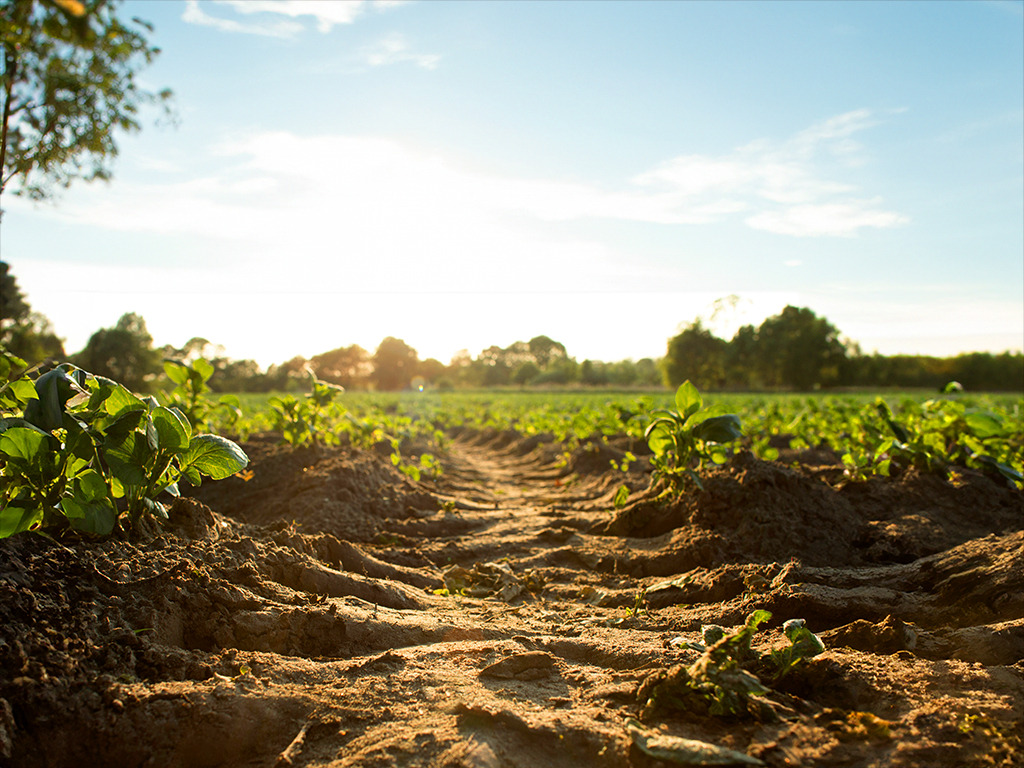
[
  {"x1": 2, "y1": 262, "x2": 1022, "y2": 392},
  {"x1": 664, "y1": 305, "x2": 1023, "y2": 392}
]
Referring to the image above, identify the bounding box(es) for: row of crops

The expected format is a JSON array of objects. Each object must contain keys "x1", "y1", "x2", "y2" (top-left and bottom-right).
[
  {"x1": 2, "y1": 356, "x2": 1022, "y2": 540},
  {"x1": 215, "y1": 376, "x2": 1024, "y2": 492}
]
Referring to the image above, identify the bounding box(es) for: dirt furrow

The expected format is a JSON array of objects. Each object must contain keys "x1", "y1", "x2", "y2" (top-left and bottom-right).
[{"x1": 1, "y1": 429, "x2": 1021, "y2": 767}]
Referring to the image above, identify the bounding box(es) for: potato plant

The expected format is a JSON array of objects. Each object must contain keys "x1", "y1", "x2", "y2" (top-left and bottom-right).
[
  {"x1": 645, "y1": 381, "x2": 743, "y2": 493},
  {"x1": 161, "y1": 358, "x2": 242, "y2": 431},
  {"x1": 0, "y1": 360, "x2": 248, "y2": 538}
]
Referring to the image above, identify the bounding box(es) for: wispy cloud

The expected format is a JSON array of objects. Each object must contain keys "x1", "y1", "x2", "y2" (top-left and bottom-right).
[
  {"x1": 45, "y1": 110, "x2": 905, "y2": 293},
  {"x1": 632, "y1": 109, "x2": 907, "y2": 236},
  {"x1": 181, "y1": 1, "x2": 304, "y2": 38},
  {"x1": 182, "y1": 0, "x2": 396, "y2": 37},
  {"x1": 356, "y1": 33, "x2": 441, "y2": 70}
]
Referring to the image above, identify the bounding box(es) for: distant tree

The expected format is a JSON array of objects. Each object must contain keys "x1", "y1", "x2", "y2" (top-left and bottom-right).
[
  {"x1": 633, "y1": 358, "x2": 663, "y2": 387},
  {"x1": 603, "y1": 360, "x2": 638, "y2": 386},
  {"x1": 72, "y1": 311, "x2": 159, "y2": 391},
  {"x1": 0, "y1": 261, "x2": 64, "y2": 363},
  {"x1": 0, "y1": 260, "x2": 30, "y2": 325},
  {"x1": 210, "y1": 357, "x2": 262, "y2": 393},
  {"x1": 417, "y1": 357, "x2": 446, "y2": 384},
  {"x1": 446, "y1": 349, "x2": 480, "y2": 388},
  {"x1": 532, "y1": 357, "x2": 579, "y2": 385},
  {"x1": 475, "y1": 345, "x2": 512, "y2": 386},
  {"x1": 662, "y1": 320, "x2": 728, "y2": 389},
  {"x1": 580, "y1": 359, "x2": 608, "y2": 386},
  {"x1": 528, "y1": 335, "x2": 568, "y2": 369},
  {"x1": 1, "y1": 0, "x2": 173, "y2": 208},
  {"x1": 725, "y1": 324, "x2": 759, "y2": 388},
  {"x1": 511, "y1": 360, "x2": 540, "y2": 386},
  {"x1": 371, "y1": 337, "x2": 418, "y2": 391},
  {"x1": 309, "y1": 344, "x2": 370, "y2": 388},
  {"x1": 762, "y1": 306, "x2": 848, "y2": 389}
]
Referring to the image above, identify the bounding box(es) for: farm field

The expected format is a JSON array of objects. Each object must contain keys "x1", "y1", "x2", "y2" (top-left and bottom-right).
[{"x1": 1, "y1": 383, "x2": 1023, "y2": 766}]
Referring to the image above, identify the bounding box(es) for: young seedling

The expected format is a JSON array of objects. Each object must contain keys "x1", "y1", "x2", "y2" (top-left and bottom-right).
[
  {"x1": 645, "y1": 381, "x2": 743, "y2": 494},
  {"x1": 161, "y1": 358, "x2": 241, "y2": 431}
]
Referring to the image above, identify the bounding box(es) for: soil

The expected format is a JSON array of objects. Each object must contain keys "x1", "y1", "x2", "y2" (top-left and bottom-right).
[{"x1": 1, "y1": 428, "x2": 1022, "y2": 767}]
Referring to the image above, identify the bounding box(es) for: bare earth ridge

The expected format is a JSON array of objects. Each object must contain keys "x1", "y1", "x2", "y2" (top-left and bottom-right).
[{"x1": 1, "y1": 429, "x2": 1022, "y2": 767}]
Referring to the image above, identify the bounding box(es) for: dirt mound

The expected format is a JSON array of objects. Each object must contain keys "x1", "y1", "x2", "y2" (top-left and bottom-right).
[
  {"x1": 188, "y1": 435, "x2": 440, "y2": 542},
  {"x1": 1, "y1": 432, "x2": 1022, "y2": 767},
  {"x1": 591, "y1": 450, "x2": 1023, "y2": 569}
]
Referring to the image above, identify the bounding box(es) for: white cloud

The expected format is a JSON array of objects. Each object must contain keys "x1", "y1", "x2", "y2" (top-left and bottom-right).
[
  {"x1": 746, "y1": 200, "x2": 908, "y2": 238},
  {"x1": 214, "y1": 0, "x2": 367, "y2": 32},
  {"x1": 181, "y1": 1, "x2": 303, "y2": 38},
  {"x1": 40, "y1": 110, "x2": 906, "y2": 296},
  {"x1": 183, "y1": 0, "x2": 375, "y2": 37},
  {"x1": 356, "y1": 33, "x2": 441, "y2": 70},
  {"x1": 632, "y1": 109, "x2": 906, "y2": 235}
]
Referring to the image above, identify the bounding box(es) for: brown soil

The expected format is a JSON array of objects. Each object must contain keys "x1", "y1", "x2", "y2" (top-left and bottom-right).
[{"x1": 1, "y1": 430, "x2": 1022, "y2": 767}]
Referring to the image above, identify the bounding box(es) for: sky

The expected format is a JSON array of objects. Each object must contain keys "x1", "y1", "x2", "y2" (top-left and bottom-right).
[{"x1": 2, "y1": 0, "x2": 1023, "y2": 369}]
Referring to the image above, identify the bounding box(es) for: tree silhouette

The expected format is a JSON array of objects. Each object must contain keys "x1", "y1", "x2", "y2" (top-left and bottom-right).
[
  {"x1": 72, "y1": 312, "x2": 159, "y2": 392},
  {"x1": 371, "y1": 337, "x2": 418, "y2": 391}
]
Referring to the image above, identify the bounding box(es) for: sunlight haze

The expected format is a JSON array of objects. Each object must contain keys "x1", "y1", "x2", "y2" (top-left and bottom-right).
[{"x1": 3, "y1": 0, "x2": 1022, "y2": 368}]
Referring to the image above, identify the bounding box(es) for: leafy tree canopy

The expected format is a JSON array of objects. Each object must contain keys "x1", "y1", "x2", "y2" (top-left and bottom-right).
[
  {"x1": 662, "y1": 319, "x2": 729, "y2": 390},
  {"x1": 0, "y1": 260, "x2": 64, "y2": 364},
  {"x1": 371, "y1": 337, "x2": 418, "y2": 391},
  {"x1": 72, "y1": 311, "x2": 159, "y2": 392},
  {"x1": 1, "y1": 0, "x2": 172, "y2": 205}
]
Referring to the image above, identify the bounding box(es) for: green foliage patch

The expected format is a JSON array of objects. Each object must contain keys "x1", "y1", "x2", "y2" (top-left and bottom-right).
[{"x1": 0, "y1": 357, "x2": 248, "y2": 539}]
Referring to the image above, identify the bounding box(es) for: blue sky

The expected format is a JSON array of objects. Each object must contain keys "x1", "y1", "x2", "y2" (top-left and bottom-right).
[{"x1": 4, "y1": 0, "x2": 1022, "y2": 368}]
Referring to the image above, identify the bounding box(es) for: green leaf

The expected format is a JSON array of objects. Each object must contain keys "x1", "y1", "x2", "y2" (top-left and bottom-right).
[
  {"x1": 0, "y1": 504, "x2": 44, "y2": 538},
  {"x1": 158, "y1": 406, "x2": 192, "y2": 447},
  {"x1": 692, "y1": 414, "x2": 743, "y2": 444},
  {"x1": 8, "y1": 379, "x2": 39, "y2": 406},
  {"x1": 645, "y1": 420, "x2": 675, "y2": 456},
  {"x1": 104, "y1": 432, "x2": 151, "y2": 487},
  {"x1": 97, "y1": 378, "x2": 145, "y2": 417},
  {"x1": 75, "y1": 468, "x2": 109, "y2": 501},
  {"x1": 181, "y1": 434, "x2": 249, "y2": 480},
  {"x1": 965, "y1": 412, "x2": 1003, "y2": 439},
  {"x1": 101, "y1": 408, "x2": 146, "y2": 444},
  {"x1": 24, "y1": 368, "x2": 83, "y2": 431},
  {"x1": 613, "y1": 484, "x2": 630, "y2": 509},
  {"x1": 0, "y1": 427, "x2": 48, "y2": 462},
  {"x1": 973, "y1": 455, "x2": 1024, "y2": 487},
  {"x1": 675, "y1": 381, "x2": 703, "y2": 418},
  {"x1": 163, "y1": 360, "x2": 189, "y2": 386},
  {"x1": 193, "y1": 358, "x2": 214, "y2": 382},
  {"x1": 61, "y1": 496, "x2": 117, "y2": 536}
]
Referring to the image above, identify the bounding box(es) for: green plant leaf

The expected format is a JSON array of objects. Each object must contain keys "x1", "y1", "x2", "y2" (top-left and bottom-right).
[
  {"x1": 61, "y1": 496, "x2": 117, "y2": 536},
  {"x1": 965, "y1": 412, "x2": 1003, "y2": 439},
  {"x1": 163, "y1": 361, "x2": 189, "y2": 386},
  {"x1": 645, "y1": 421, "x2": 675, "y2": 456},
  {"x1": 75, "y1": 468, "x2": 109, "y2": 502},
  {"x1": 193, "y1": 358, "x2": 214, "y2": 382},
  {"x1": 675, "y1": 381, "x2": 703, "y2": 418},
  {"x1": 0, "y1": 504, "x2": 44, "y2": 538},
  {"x1": 181, "y1": 434, "x2": 249, "y2": 480},
  {"x1": 104, "y1": 432, "x2": 151, "y2": 487},
  {"x1": 97, "y1": 378, "x2": 145, "y2": 417},
  {"x1": 152, "y1": 406, "x2": 190, "y2": 452},
  {"x1": 24, "y1": 368, "x2": 83, "y2": 431},
  {"x1": 0, "y1": 426, "x2": 48, "y2": 462},
  {"x1": 693, "y1": 414, "x2": 743, "y2": 444},
  {"x1": 102, "y1": 408, "x2": 146, "y2": 444}
]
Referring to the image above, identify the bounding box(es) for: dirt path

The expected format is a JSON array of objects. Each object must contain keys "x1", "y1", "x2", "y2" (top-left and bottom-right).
[{"x1": 1, "y1": 430, "x2": 1022, "y2": 767}]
